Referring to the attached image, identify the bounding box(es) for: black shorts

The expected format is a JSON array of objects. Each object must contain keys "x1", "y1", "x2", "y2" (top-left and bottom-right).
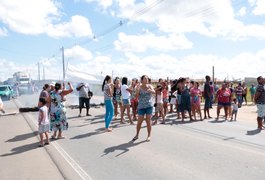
[{"x1": 79, "y1": 97, "x2": 90, "y2": 109}]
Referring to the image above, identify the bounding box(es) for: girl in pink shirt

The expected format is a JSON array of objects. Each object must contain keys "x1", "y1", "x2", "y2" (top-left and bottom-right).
[{"x1": 190, "y1": 82, "x2": 202, "y2": 120}]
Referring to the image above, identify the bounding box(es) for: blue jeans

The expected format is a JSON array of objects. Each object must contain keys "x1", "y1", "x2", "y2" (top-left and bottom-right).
[
  {"x1": 236, "y1": 95, "x2": 242, "y2": 106},
  {"x1": 105, "y1": 99, "x2": 114, "y2": 128}
]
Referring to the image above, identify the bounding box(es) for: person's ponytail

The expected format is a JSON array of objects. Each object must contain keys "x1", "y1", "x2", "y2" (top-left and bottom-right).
[{"x1": 102, "y1": 75, "x2": 111, "y2": 91}]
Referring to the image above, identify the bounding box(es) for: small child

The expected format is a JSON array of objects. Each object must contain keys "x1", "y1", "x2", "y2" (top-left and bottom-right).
[
  {"x1": 153, "y1": 85, "x2": 165, "y2": 125},
  {"x1": 38, "y1": 98, "x2": 50, "y2": 147},
  {"x1": 231, "y1": 98, "x2": 238, "y2": 121},
  {"x1": 0, "y1": 96, "x2": 5, "y2": 114}
]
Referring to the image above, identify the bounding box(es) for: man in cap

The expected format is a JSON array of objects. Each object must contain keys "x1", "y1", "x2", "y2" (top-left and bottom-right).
[
  {"x1": 50, "y1": 82, "x2": 56, "y2": 92},
  {"x1": 76, "y1": 83, "x2": 92, "y2": 117}
]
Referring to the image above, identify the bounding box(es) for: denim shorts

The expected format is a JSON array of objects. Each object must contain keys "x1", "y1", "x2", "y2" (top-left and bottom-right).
[
  {"x1": 138, "y1": 107, "x2": 153, "y2": 116},
  {"x1": 257, "y1": 104, "x2": 265, "y2": 118},
  {"x1": 122, "y1": 99, "x2": 131, "y2": 105},
  {"x1": 218, "y1": 102, "x2": 231, "y2": 107}
]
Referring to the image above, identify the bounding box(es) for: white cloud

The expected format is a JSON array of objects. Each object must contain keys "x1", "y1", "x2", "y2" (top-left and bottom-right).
[
  {"x1": 248, "y1": 0, "x2": 256, "y2": 7},
  {"x1": 237, "y1": 7, "x2": 247, "y2": 17},
  {"x1": 65, "y1": 45, "x2": 93, "y2": 61},
  {"x1": 54, "y1": 48, "x2": 265, "y2": 81},
  {"x1": 105, "y1": 0, "x2": 265, "y2": 40},
  {"x1": 2, "y1": 48, "x2": 265, "y2": 82},
  {"x1": 46, "y1": 15, "x2": 93, "y2": 38},
  {"x1": 82, "y1": 0, "x2": 113, "y2": 9},
  {"x1": 94, "y1": 56, "x2": 111, "y2": 63},
  {"x1": 0, "y1": 0, "x2": 60, "y2": 35},
  {"x1": 39, "y1": 57, "x2": 57, "y2": 67},
  {"x1": 0, "y1": 1, "x2": 93, "y2": 38},
  {"x1": 251, "y1": 0, "x2": 265, "y2": 15},
  {"x1": 0, "y1": 59, "x2": 38, "y2": 82},
  {"x1": 114, "y1": 32, "x2": 193, "y2": 52}
]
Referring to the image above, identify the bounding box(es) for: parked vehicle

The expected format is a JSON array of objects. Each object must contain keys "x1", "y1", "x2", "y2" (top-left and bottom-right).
[{"x1": 0, "y1": 85, "x2": 14, "y2": 100}]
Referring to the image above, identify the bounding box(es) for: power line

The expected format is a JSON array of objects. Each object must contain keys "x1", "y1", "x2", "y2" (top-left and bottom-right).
[{"x1": 78, "y1": 0, "x2": 166, "y2": 46}]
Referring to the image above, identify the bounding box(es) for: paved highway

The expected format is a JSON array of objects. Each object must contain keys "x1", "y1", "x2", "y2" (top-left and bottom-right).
[{"x1": 10, "y1": 94, "x2": 265, "y2": 179}]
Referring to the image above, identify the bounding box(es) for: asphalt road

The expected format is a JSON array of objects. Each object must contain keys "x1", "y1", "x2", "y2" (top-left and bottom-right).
[{"x1": 10, "y1": 93, "x2": 265, "y2": 180}]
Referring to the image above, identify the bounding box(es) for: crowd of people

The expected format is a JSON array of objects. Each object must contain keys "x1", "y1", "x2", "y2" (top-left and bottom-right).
[
  {"x1": 101, "y1": 74, "x2": 265, "y2": 142},
  {"x1": 3, "y1": 74, "x2": 263, "y2": 146}
]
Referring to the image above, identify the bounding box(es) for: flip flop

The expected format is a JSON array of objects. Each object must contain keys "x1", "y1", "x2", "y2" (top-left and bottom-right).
[
  {"x1": 57, "y1": 136, "x2": 65, "y2": 139},
  {"x1": 132, "y1": 136, "x2": 138, "y2": 142}
]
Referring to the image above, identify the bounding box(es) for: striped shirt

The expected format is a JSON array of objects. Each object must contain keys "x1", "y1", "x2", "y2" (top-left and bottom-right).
[
  {"x1": 104, "y1": 84, "x2": 112, "y2": 100},
  {"x1": 256, "y1": 84, "x2": 265, "y2": 104}
]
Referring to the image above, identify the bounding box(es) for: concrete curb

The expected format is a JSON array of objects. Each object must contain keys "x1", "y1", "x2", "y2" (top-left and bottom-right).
[{"x1": 14, "y1": 99, "x2": 93, "y2": 180}]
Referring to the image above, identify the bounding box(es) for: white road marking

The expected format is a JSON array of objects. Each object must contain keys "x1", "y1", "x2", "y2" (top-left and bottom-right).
[{"x1": 15, "y1": 99, "x2": 93, "y2": 180}]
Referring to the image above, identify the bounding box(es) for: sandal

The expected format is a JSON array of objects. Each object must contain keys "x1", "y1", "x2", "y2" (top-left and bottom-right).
[
  {"x1": 132, "y1": 136, "x2": 138, "y2": 142},
  {"x1": 44, "y1": 142, "x2": 50, "y2": 145},
  {"x1": 146, "y1": 137, "x2": 151, "y2": 142},
  {"x1": 51, "y1": 136, "x2": 56, "y2": 140},
  {"x1": 57, "y1": 136, "x2": 65, "y2": 139},
  {"x1": 38, "y1": 144, "x2": 44, "y2": 147}
]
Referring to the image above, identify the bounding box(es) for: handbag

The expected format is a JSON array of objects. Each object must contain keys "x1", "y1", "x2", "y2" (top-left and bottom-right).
[{"x1": 88, "y1": 91, "x2": 93, "y2": 98}]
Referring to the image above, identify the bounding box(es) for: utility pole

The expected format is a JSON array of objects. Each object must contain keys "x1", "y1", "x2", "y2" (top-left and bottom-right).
[
  {"x1": 38, "y1": 62, "x2": 40, "y2": 81},
  {"x1": 62, "y1": 46, "x2": 65, "y2": 82},
  {"x1": 43, "y1": 65, "x2": 45, "y2": 80}
]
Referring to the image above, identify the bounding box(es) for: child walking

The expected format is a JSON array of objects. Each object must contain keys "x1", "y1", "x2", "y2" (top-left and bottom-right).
[
  {"x1": 38, "y1": 98, "x2": 50, "y2": 147},
  {"x1": 153, "y1": 84, "x2": 165, "y2": 125},
  {"x1": 230, "y1": 98, "x2": 238, "y2": 121}
]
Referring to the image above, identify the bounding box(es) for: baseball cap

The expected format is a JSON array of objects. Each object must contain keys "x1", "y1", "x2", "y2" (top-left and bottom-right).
[{"x1": 50, "y1": 81, "x2": 56, "y2": 86}]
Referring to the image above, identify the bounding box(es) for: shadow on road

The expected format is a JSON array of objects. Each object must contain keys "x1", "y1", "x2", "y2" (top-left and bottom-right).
[
  {"x1": 102, "y1": 140, "x2": 146, "y2": 157},
  {"x1": 0, "y1": 142, "x2": 39, "y2": 157},
  {"x1": 70, "y1": 128, "x2": 106, "y2": 139},
  {"x1": 208, "y1": 119, "x2": 226, "y2": 123},
  {"x1": 165, "y1": 119, "x2": 194, "y2": 126},
  {"x1": 6, "y1": 131, "x2": 38, "y2": 142},
  {"x1": 246, "y1": 129, "x2": 261, "y2": 135}
]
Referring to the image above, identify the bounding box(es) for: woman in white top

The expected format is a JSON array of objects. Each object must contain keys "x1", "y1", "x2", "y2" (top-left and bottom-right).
[{"x1": 121, "y1": 77, "x2": 133, "y2": 124}]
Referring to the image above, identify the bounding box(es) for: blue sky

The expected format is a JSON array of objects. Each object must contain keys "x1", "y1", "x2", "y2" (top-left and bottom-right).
[{"x1": 0, "y1": 0, "x2": 265, "y2": 82}]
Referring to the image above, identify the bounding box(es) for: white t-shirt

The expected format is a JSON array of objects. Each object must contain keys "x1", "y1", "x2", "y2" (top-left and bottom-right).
[
  {"x1": 232, "y1": 103, "x2": 238, "y2": 111},
  {"x1": 79, "y1": 85, "x2": 90, "y2": 98},
  {"x1": 156, "y1": 93, "x2": 163, "y2": 103},
  {"x1": 38, "y1": 106, "x2": 49, "y2": 125},
  {"x1": 121, "y1": 84, "x2": 131, "y2": 100}
]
